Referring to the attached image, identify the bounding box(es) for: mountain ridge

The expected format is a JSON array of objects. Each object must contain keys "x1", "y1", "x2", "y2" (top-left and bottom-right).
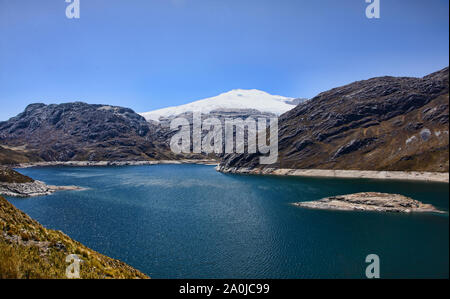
[
  {"x1": 1, "y1": 68, "x2": 448, "y2": 173},
  {"x1": 0, "y1": 102, "x2": 178, "y2": 164},
  {"x1": 218, "y1": 67, "x2": 449, "y2": 173},
  {"x1": 140, "y1": 89, "x2": 303, "y2": 122}
]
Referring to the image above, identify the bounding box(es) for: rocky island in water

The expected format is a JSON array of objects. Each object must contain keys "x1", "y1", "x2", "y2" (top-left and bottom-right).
[
  {"x1": 0, "y1": 166, "x2": 83, "y2": 197},
  {"x1": 294, "y1": 192, "x2": 444, "y2": 214}
]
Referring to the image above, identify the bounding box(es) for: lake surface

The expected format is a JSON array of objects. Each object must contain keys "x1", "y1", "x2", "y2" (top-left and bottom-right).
[{"x1": 7, "y1": 164, "x2": 449, "y2": 278}]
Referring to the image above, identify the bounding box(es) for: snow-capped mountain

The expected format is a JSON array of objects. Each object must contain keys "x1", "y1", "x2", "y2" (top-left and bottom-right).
[{"x1": 140, "y1": 89, "x2": 300, "y2": 122}]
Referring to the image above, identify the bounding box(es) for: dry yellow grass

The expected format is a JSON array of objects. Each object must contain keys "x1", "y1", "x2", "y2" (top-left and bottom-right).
[
  {"x1": 0, "y1": 195, "x2": 149, "y2": 279},
  {"x1": 0, "y1": 166, "x2": 33, "y2": 184}
]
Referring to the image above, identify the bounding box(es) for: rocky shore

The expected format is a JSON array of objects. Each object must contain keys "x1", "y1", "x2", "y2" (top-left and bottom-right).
[
  {"x1": 0, "y1": 166, "x2": 83, "y2": 197},
  {"x1": 14, "y1": 159, "x2": 218, "y2": 169},
  {"x1": 0, "y1": 180, "x2": 83, "y2": 197},
  {"x1": 216, "y1": 166, "x2": 449, "y2": 183},
  {"x1": 0, "y1": 159, "x2": 218, "y2": 197},
  {"x1": 293, "y1": 192, "x2": 444, "y2": 213}
]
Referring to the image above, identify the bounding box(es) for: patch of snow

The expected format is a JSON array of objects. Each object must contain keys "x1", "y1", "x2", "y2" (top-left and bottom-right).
[
  {"x1": 405, "y1": 136, "x2": 417, "y2": 145},
  {"x1": 139, "y1": 89, "x2": 297, "y2": 122},
  {"x1": 98, "y1": 106, "x2": 113, "y2": 111}
]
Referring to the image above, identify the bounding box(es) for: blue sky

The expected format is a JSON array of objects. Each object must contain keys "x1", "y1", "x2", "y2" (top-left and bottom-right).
[{"x1": 0, "y1": 0, "x2": 448, "y2": 121}]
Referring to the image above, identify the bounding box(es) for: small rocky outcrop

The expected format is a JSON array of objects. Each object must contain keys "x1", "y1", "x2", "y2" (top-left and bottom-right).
[
  {"x1": 0, "y1": 166, "x2": 82, "y2": 197},
  {"x1": 0, "y1": 180, "x2": 82, "y2": 198},
  {"x1": 293, "y1": 192, "x2": 444, "y2": 213}
]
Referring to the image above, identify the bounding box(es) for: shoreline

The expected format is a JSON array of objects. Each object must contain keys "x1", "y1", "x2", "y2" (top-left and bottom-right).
[
  {"x1": 216, "y1": 166, "x2": 449, "y2": 183},
  {"x1": 12, "y1": 159, "x2": 219, "y2": 169},
  {"x1": 8, "y1": 160, "x2": 449, "y2": 183},
  {"x1": 0, "y1": 180, "x2": 84, "y2": 197}
]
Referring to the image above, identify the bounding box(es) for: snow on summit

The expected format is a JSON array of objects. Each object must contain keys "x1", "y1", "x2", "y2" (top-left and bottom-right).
[{"x1": 140, "y1": 89, "x2": 297, "y2": 122}]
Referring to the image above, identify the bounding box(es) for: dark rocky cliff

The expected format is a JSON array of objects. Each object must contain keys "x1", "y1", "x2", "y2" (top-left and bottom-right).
[
  {"x1": 0, "y1": 102, "x2": 175, "y2": 163},
  {"x1": 219, "y1": 67, "x2": 449, "y2": 172}
]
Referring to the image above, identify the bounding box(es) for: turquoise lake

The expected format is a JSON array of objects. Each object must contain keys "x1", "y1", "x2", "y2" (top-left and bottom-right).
[{"x1": 7, "y1": 164, "x2": 449, "y2": 278}]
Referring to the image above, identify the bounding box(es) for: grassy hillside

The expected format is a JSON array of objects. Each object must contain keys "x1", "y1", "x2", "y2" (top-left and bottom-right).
[
  {"x1": 0, "y1": 195, "x2": 149, "y2": 279},
  {"x1": 0, "y1": 166, "x2": 33, "y2": 184},
  {"x1": 0, "y1": 146, "x2": 43, "y2": 166}
]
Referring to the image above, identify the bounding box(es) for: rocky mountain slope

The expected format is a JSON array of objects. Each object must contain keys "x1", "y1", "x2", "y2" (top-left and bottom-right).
[
  {"x1": 139, "y1": 89, "x2": 308, "y2": 157},
  {"x1": 0, "y1": 102, "x2": 178, "y2": 164},
  {"x1": 140, "y1": 90, "x2": 305, "y2": 157},
  {"x1": 152, "y1": 108, "x2": 279, "y2": 156},
  {"x1": 150, "y1": 108, "x2": 278, "y2": 129},
  {"x1": 219, "y1": 67, "x2": 449, "y2": 173},
  {"x1": 0, "y1": 92, "x2": 308, "y2": 165},
  {"x1": 0, "y1": 145, "x2": 43, "y2": 165},
  {"x1": 0, "y1": 194, "x2": 148, "y2": 278}
]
